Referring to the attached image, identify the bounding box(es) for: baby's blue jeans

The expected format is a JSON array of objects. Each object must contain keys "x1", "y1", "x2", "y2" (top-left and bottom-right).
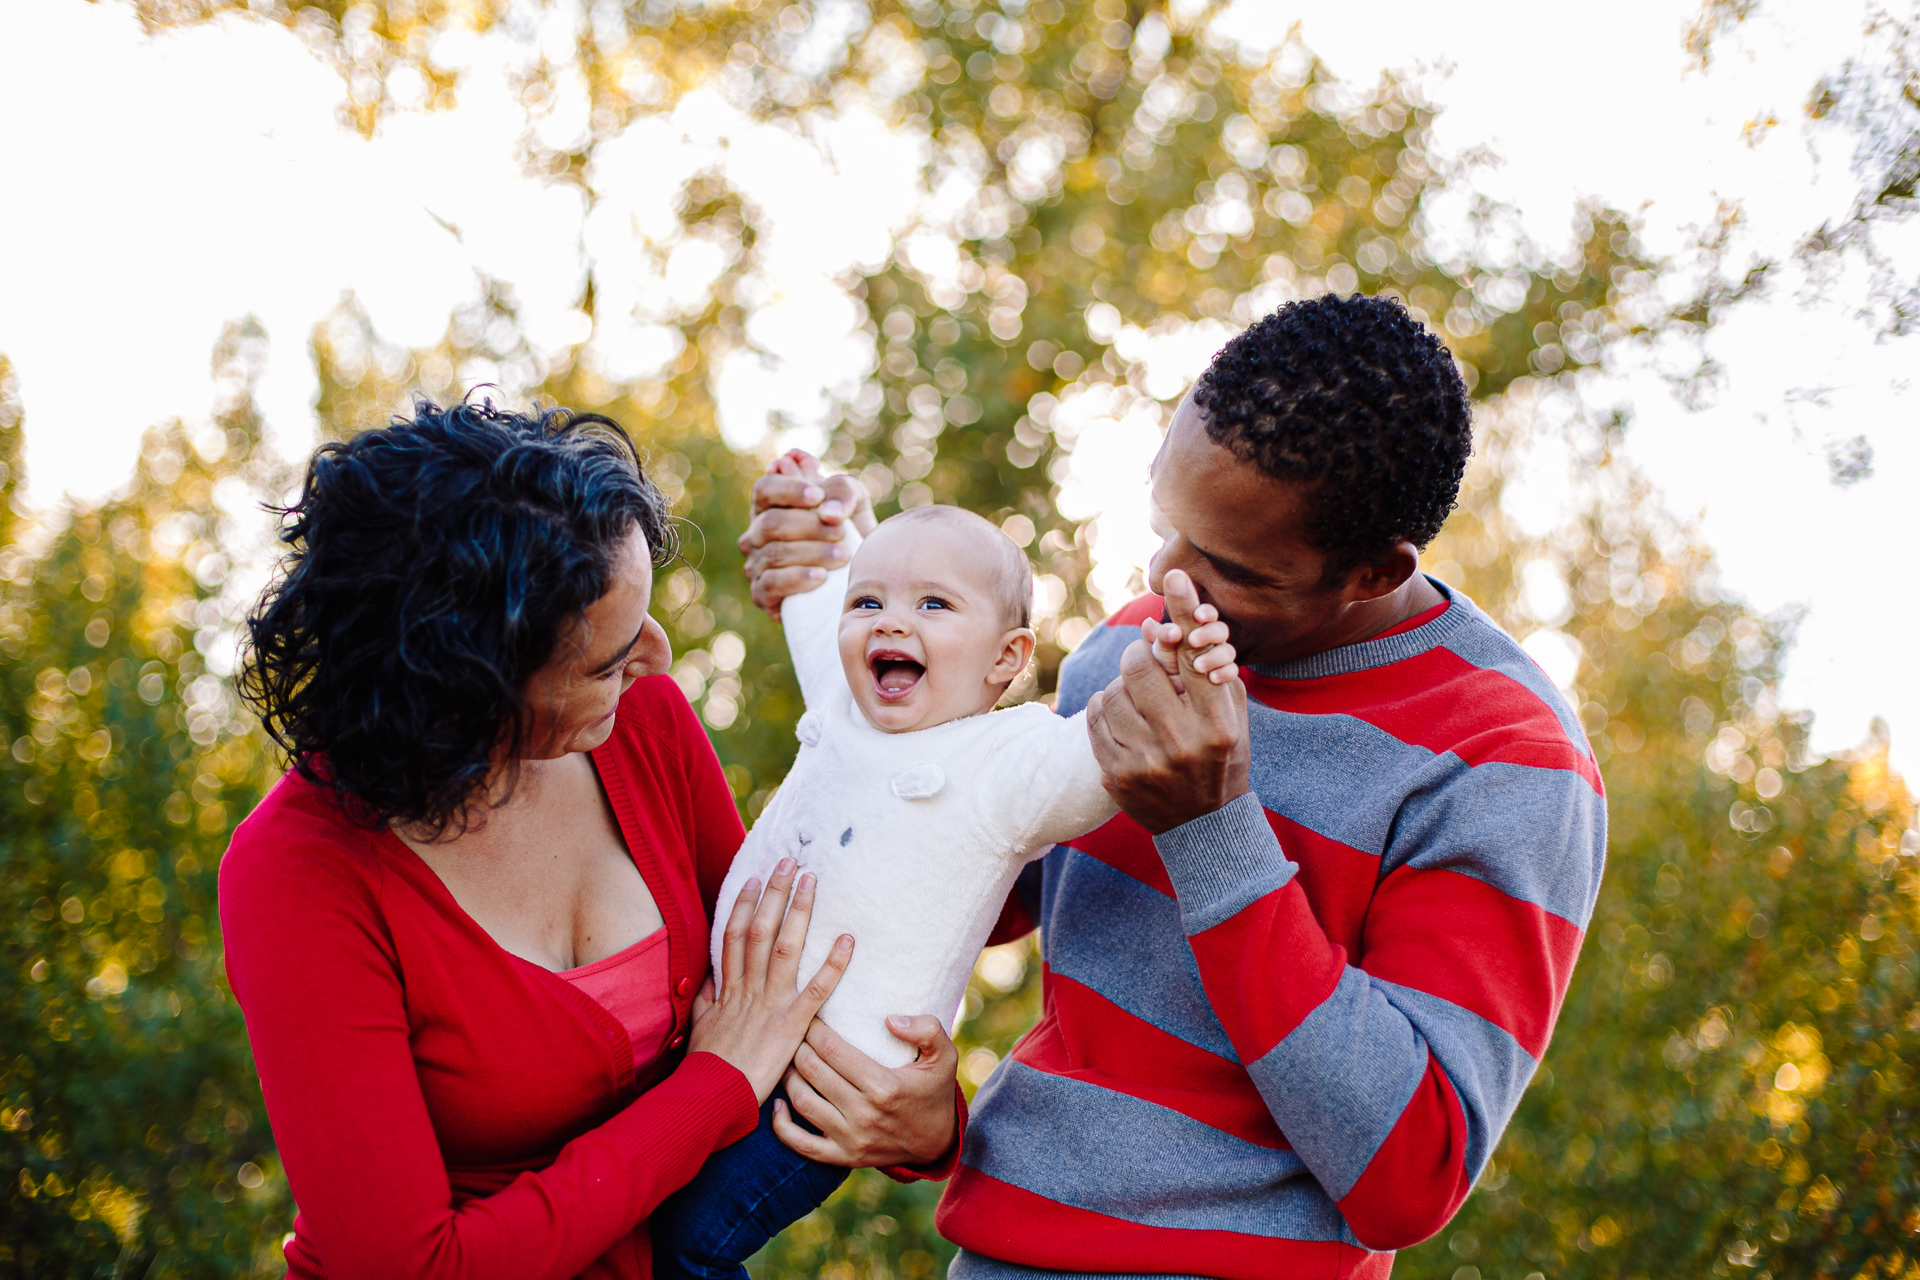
[{"x1": 652, "y1": 1086, "x2": 850, "y2": 1280}]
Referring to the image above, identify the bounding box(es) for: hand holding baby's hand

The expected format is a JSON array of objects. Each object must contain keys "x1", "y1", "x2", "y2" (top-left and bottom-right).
[{"x1": 1140, "y1": 573, "x2": 1238, "y2": 692}]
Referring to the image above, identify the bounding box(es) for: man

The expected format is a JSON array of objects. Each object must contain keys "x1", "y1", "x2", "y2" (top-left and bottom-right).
[{"x1": 742, "y1": 294, "x2": 1605, "y2": 1280}]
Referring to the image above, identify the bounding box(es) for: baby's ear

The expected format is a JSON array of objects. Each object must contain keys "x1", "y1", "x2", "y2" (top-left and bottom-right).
[{"x1": 992, "y1": 627, "x2": 1037, "y2": 683}]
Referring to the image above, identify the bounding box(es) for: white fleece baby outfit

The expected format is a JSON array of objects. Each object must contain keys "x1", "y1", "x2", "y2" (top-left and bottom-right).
[{"x1": 709, "y1": 530, "x2": 1118, "y2": 1068}]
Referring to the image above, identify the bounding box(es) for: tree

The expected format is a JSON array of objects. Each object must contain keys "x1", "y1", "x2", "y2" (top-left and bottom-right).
[
  {"x1": 1685, "y1": 1, "x2": 1920, "y2": 340},
  {"x1": 0, "y1": 333, "x2": 292, "y2": 1276},
  {"x1": 1389, "y1": 397, "x2": 1920, "y2": 1280}
]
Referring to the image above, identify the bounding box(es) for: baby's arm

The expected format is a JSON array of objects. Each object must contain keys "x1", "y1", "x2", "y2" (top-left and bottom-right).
[{"x1": 762, "y1": 453, "x2": 860, "y2": 712}]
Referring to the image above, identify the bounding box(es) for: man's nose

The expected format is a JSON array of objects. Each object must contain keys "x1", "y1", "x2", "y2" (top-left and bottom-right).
[{"x1": 1146, "y1": 533, "x2": 1185, "y2": 596}]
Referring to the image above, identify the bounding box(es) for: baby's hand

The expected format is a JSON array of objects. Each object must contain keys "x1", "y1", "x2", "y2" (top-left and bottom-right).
[{"x1": 1138, "y1": 570, "x2": 1238, "y2": 692}]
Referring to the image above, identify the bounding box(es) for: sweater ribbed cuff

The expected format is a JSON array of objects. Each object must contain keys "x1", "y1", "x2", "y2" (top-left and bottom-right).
[{"x1": 1153, "y1": 792, "x2": 1298, "y2": 936}]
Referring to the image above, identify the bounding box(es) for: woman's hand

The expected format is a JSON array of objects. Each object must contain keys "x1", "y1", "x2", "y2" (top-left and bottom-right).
[
  {"x1": 770, "y1": 1015, "x2": 961, "y2": 1168},
  {"x1": 738, "y1": 450, "x2": 876, "y2": 622},
  {"x1": 688, "y1": 859, "x2": 853, "y2": 1102}
]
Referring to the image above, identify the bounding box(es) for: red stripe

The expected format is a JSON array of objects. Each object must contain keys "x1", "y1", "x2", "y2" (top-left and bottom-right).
[
  {"x1": 1266, "y1": 810, "x2": 1379, "y2": 956},
  {"x1": 1103, "y1": 594, "x2": 1165, "y2": 627},
  {"x1": 1017, "y1": 968, "x2": 1289, "y2": 1149},
  {"x1": 1240, "y1": 648, "x2": 1602, "y2": 793},
  {"x1": 938, "y1": 1168, "x2": 1392, "y2": 1280},
  {"x1": 1337, "y1": 1048, "x2": 1472, "y2": 1251},
  {"x1": 1062, "y1": 813, "x2": 1173, "y2": 897},
  {"x1": 1361, "y1": 866, "x2": 1583, "y2": 1059},
  {"x1": 1187, "y1": 878, "x2": 1347, "y2": 1063}
]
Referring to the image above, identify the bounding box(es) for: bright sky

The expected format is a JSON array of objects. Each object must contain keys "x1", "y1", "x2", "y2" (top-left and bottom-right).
[{"x1": 1, "y1": 0, "x2": 1914, "y2": 778}]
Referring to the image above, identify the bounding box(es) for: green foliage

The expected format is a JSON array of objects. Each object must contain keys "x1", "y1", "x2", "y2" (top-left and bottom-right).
[
  {"x1": 1397, "y1": 423, "x2": 1920, "y2": 1280},
  {"x1": 0, "y1": 341, "x2": 291, "y2": 1276}
]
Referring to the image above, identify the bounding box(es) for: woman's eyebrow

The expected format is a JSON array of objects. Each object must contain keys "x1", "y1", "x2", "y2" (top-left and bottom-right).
[{"x1": 586, "y1": 621, "x2": 647, "y2": 675}]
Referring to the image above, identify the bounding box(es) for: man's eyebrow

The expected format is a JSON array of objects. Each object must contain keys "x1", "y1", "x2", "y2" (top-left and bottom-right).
[{"x1": 586, "y1": 621, "x2": 647, "y2": 676}]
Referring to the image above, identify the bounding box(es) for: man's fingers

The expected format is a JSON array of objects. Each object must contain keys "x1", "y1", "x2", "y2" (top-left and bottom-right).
[
  {"x1": 790, "y1": 1035, "x2": 867, "y2": 1117},
  {"x1": 885, "y1": 1014, "x2": 954, "y2": 1067},
  {"x1": 1158, "y1": 569, "x2": 1238, "y2": 721},
  {"x1": 799, "y1": 1017, "x2": 891, "y2": 1097},
  {"x1": 771, "y1": 1095, "x2": 847, "y2": 1164},
  {"x1": 749, "y1": 471, "x2": 828, "y2": 518},
  {"x1": 740, "y1": 505, "x2": 854, "y2": 553}
]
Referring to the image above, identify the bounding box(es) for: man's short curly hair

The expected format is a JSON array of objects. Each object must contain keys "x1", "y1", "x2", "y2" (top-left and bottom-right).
[
  {"x1": 1192, "y1": 294, "x2": 1471, "y2": 581},
  {"x1": 241, "y1": 400, "x2": 676, "y2": 834}
]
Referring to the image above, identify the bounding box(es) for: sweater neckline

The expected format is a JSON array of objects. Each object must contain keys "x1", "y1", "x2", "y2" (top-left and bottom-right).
[{"x1": 1247, "y1": 576, "x2": 1477, "y2": 682}]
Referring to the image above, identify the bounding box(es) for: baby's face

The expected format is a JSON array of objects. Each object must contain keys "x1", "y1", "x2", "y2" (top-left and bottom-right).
[{"x1": 837, "y1": 518, "x2": 1029, "y2": 733}]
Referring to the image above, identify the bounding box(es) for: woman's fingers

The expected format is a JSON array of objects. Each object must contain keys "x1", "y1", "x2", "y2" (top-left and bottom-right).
[
  {"x1": 766, "y1": 869, "x2": 819, "y2": 990},
  {"x1": 718, "y1": 877, "x2": 761, "y2": 995},
  {"x1": 741, "y1": 859, "x2": 798, "y2": 994},
  {"x1": 798, "y1": 934, "x2": 854, "y2": 1016}
]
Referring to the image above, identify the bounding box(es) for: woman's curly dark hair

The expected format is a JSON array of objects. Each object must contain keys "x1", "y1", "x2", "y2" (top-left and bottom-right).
[
  {"x1": 1192, "y1": 293, "x2": 1472, "y2": 582},
  {"x1": 240, "y1": 399, "x2": 677, "y2": 833}
]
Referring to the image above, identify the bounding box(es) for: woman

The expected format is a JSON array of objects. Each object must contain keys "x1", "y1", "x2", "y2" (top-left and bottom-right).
[{"x1": 221, "y1": 401, "x2": 957, "y2": 1280}]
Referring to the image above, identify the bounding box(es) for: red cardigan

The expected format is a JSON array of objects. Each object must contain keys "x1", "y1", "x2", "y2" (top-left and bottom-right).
[{"x1": 223, "y1": 676, "x2": 790, "y2": 1280}]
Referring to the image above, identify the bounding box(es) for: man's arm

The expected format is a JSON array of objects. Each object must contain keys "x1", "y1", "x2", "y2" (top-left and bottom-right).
[{"x1": 1088, "y1": 578, "x2": 1602, "y2": 1250}]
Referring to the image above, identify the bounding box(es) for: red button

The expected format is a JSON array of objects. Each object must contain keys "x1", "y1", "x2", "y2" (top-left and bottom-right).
[
  {"x1": 675, "y1": 977, "x2": 695, "y2": 997},
  {"x1": 669, "y1": 1035, "x2": 686, "y2": 1050}
]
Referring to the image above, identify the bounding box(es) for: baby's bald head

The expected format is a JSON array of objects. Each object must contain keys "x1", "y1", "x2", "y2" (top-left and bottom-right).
[{"x1": 867, "y1": 505, "x2": 1032, "y2": 629}]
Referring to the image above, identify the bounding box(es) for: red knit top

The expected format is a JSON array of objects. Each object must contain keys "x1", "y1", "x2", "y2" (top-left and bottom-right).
[{"x1": 220, "y1": 676, "x2": 763, "y2": 1280}]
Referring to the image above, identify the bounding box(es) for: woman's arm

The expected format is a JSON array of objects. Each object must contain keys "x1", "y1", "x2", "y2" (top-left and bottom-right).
[{"x1": 221, "y1": 820, "x2": 845, "y2": 1280}]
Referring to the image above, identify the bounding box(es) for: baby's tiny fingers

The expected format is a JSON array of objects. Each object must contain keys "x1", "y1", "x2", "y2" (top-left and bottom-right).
[{"x1": 1185, "y1": 620, "x2": 1231, "y2": 650}]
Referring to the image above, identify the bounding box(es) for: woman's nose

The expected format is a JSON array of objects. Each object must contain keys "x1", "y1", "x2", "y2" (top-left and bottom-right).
[{"x1": 629, "y1": 615, "x2": 673, "y2": 678}]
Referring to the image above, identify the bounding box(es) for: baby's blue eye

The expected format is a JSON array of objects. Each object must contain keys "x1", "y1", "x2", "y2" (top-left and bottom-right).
[
  {"x1": 851, "y1": 597, "x2": 880, "y2": 610},
  {"x1": 919, "y1": 598, "x2": 950, "y2": 611}
]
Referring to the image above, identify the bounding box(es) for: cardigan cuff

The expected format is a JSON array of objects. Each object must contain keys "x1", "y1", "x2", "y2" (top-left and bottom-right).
[
  {"x1": 672, "y1": 1051, "x2": 762, "y2": 1148},
  {"x1": 882, "y1": 1080, "x2": 969, "y2": 1184}
]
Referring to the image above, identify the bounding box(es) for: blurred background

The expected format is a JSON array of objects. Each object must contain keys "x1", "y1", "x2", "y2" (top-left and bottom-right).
[{"x1": 2, "y1": 0, "x2": 1917, "y2": 1275}]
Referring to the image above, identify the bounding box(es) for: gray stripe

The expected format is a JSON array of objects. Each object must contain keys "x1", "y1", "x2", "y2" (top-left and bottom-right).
[
  {"x1": 950, "y1": 1253, "x2": 1219, "y2": 1280},
  {"x1": 1246, "y1": 968, "x2": 1429, "y2": 1201},
  {"x1": 1043, "y1": 850, "x2": 1238, "y2": 1060},
  {"x1": 1370, "y1": 979, "x2": 1539, "y2": 1179},
  {"x1": 961, "y1": 1061, "x2": 1356, "y2": 1242},
  {"x1": 1240, "y1": 703, "x2": 1605, "y2": 926},
  {"x1": 1154, "y1": 793, "x2": 1298, "y2": 935},
  {"x1": 1243, "y1": 704, "x2": 1428, "y2": 856},
  {"x1": 1386, "y1": 757, "x2": 1607, "y2": 926}
]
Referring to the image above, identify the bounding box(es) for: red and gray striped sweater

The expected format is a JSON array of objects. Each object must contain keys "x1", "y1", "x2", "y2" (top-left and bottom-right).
[{"x1": 938, "y1": 584, "x2": 1606, "y2": 1280}]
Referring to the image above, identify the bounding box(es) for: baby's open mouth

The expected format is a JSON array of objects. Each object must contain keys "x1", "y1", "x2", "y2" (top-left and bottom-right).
[{"x1": 868, "y1": 649, "x2": 926, "y2": 700}]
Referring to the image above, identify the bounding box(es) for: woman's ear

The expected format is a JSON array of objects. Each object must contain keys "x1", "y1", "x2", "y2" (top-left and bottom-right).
[{"x1": 991, "y1": 627, "x2": 1037, "y2": 684}]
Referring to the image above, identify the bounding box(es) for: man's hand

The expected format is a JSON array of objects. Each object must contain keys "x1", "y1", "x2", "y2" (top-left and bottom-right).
[
  {"x1": 772, "y1": 1014, "x2": 960, "y2": 1168},
  {"x1": 738, "y1": 450, "x2": 877, "y2": 622},
  {"x1": 1087, "y1": 569, "x2": 1251, "y2": 835}
]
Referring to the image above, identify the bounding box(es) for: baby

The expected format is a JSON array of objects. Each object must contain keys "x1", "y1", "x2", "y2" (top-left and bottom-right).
[{"x1": 652, "y1": 463, "x2": 1237, "y2": 1280}]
